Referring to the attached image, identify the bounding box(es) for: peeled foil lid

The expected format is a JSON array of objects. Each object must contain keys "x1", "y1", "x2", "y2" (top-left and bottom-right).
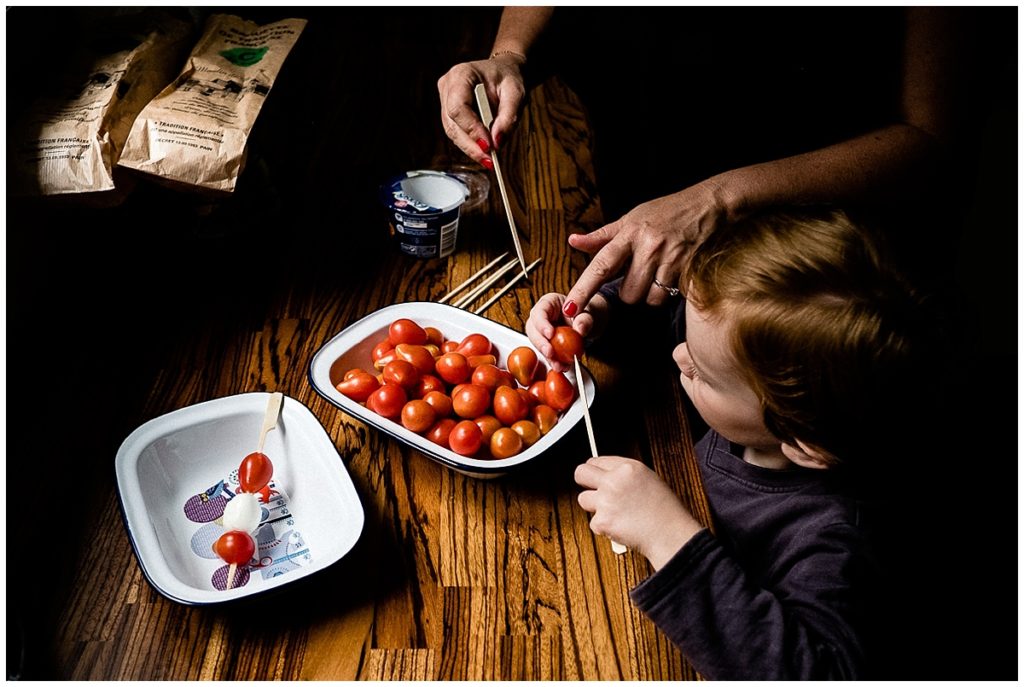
[{"x1": 382, "y1": 170, "x2": 469, "y2": 215}]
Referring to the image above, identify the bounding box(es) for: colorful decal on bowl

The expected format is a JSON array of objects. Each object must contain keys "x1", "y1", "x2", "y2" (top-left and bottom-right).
[{"x1": 183, "y1": 471, "x2": 312, "y2": 591}]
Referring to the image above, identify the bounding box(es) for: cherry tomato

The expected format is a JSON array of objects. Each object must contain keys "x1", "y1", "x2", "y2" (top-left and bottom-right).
[
  {"x1": 471, "y1": 363, "x2": 505, "y2": 392},
  {"x1": 336, "y1": 371, "x2": 380, "y2": 402},
  {"x1": 395, "y1": 343, "x2": 437, "y2": 375},
  {"x1": 442, "y1": 340, "x2": 460, "y2": 354},
  {"x1": 213, "y1": 530, "x2": 256, "y2": 565},
  {"x1": 474, "y1": 415, "x2": 502, "y2": 444},
  {"x1": 457, "y1": 332, "x2": 492, "y2": 357},
  {"x1": 449, "y1": 420, "x2": 483, "y2": 456},
  {"x1": 371, "y1": 339, "x2": 394, "y2": 363},
  {"x1": 550, "y1": 326, "x2": 585, "y2": 365},
  {"x1": 411, "y1": 374, "x2": 444, "y2": 398},
  {"x1": 424, "y1": 343, "x2": 441, "y2": 358},
  {"x1": 426, "y1": 418, "x2": 458, "y2": 446},
  {"x1": 400, "y1": 399, "x2": 437, "y2": 434},
  {"x1": 425, "y1": 326, "x2": 445, "y2": 347},
  {"x1": 452, "y1": 383, "x2": 491, "y2": 419},
  {"x1": 435, "y1": 352, "x2": 471, "y2": 385},
  {"x1": 342, "y1": 368, "x2": 364, "y2": 381},
  {"x1": 511, "y1": 420, "x2": 542, "y2": 447},
  {"x1": 489, "y1": 427, "x2": 523, "y2": 459},
  {"x1": 239, "y1": 452, "x2": 274, "y2": 493},
  {"x1": 544, "y1": 369, "x2": 576, "y2": 412},
  {"x1": 496, "y1": 369, "x2": 517, "y2": 389},
  {"x1": 506, "y1": 346, "x2": 539, "y2": 387},
  {"x1": 531, "y1": 404, "x2": 559, "y2": 435},
  {"x1": 527, "y1": 380, "x2": 547, "y2": 406},
  {"x1": 367, "y1": 383, "x2": 408, "y2": 419},
  {"x1": 422, "y1": 390, "x2": 453, "y2": 418},
  {"x1": 466, "y1": 354, "x2": 497, "y2": 369},
  {"x1": 389, "y1": 318, "x2": 428, "y2": 346},
  {"x1": 382, "y1": 359, "x2": 421, "y2": 389},
  {"x1": 493, "y1": 385, "x2": 528, "y2": 426},
  {"x1": 516, "y1": 387, "x2": 536, "y2": 409},
  {"x1": 373, "y1": 349, "x2": 399, "y2": 370}
]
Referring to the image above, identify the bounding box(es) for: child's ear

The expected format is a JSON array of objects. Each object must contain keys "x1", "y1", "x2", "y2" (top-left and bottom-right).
[{"x1": 781, "y1": 440, "x2": 835, "y2": 470}]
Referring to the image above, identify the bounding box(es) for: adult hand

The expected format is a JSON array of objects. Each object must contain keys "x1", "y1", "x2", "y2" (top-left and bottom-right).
[
  {"x1": 437, "y1": 54, "x2": 527, "y2": 167},
  {"x1": 525, "y1": 292, "x2": 607, "y2": 372},
  {"x1": 562, "y1": 180, "x2": 730, "y2": 316},
  {"x1": 575, "y1": 456, "x2": 702, "y2": 570}
]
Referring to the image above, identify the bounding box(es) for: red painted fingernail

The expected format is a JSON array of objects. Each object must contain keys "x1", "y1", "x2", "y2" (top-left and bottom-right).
[
  {"x1": 563, "y1": 300, "x2": 578, "y2": 317},
  {"x1": 476, "y1": 138, "x2": 490, "y2": 154},
  {"x1": 481, "y1": 157, "x2": 494, "y2": 171},
  {"x1": 494, "y1": 132, "x2": 502, "y2": 148}
]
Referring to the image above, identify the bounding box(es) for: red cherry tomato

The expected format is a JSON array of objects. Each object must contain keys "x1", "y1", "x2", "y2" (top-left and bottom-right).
[
  {"x1": 382, "y1": 359, "x2": 421, "y2": 389},
  {"x1": 422, "y1": 390, "x2": 453, "y2": 418},
  {"x1": 372, "y1": 339, "x2": 394, "y2": 363},
  {"x1": 367, "y1": 383, "x2": 408, "y2": 419},
  {"x1": 527, "y1": 380, "x2": 547, "y2": 406},
  {"x1": 452, "y1": 383, "x2": 491, "y2": 419},
  {"x1": 474, "y1": 415, "x2": 502, "y2": 444},
  {"x1": 435, "y1": 352, "x2": 471, "y2": 385},
  {"x1": 389, "y1": 318, "x2": 428, "y2": 346},
  {"x1": 335, "y1": 371, "x2": 380, "y2": 402},
  {"x1": 213, "y1": 530, "x2": 256, "y2": 565},
  {"x1": 531, "y1": 404, "x2": 559, "y2": 435},
  {"x1": 457, "y1": 333, "x2": 492, "y2": 357},
  {"x1": 516, "y1": 387, "x2": 536, "y2": 409},
  {"x1": 506, "y1": 346, "x2": 539, "y2": 387},
  {"x1": 471, "y1": 363, "x2": 505, "y2": 392},
  {"x1": 239, "y1": 452, "x2": 274, "y2": 493},
  {"x1": 400, "y1": 399, "x2": 437, "y2": 434},
  {"x1": 550, "y1": 326, "x2": 585, "y2": 365},
  {"x1": 511, "y1": 420, "x2": 542, "y2": 447},
  {"x1": 395, "y1": 343, "x2": 437, "y2": 375},
  {"x1": 544, "y1": 369, "x2": 576, "y2": 412},
  {"x1": 493, "y1": 385, "x2": 528, "y2": 426},
  {"x1": 442, "y1": 340, "x2": 460, "y2": 354},
  {"x1": 413, "y1": 374, "x2": 446, "y2": 398},
  {"x1": 489, "y1": 427, "x2": 523, "y2": 459},
  {"x1": 424, "y1": 326, "x2": 445, "y2": 347},
  {"x1": 449, "y1": 420, "x2": 483, "y2": 456},
  {"x1": 426, "y1": 418, "x2": 458, "y2": 446}
]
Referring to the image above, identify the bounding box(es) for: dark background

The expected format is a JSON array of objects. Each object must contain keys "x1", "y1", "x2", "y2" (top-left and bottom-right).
[{"x1": 6, "y1": 6, "x2": 1016, "y2": 679}]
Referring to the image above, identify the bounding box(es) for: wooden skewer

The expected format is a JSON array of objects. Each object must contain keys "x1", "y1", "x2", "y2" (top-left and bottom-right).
[
  {"x1": 226, "y1": 563, "x2": 237, "y2": 590},
  {"x1": 472, "y1": 258, "x2": 543, "y2": 315},
  {"x1": 451, "y1": 258, "x2": 520, "y2": 309},
  {"x1": 257, "y1": 392, "x2": 283, "y2": 452},
  {"x1": 438, "y1": 252, "x2": 509, "y2": 304},
  {"x1": 574, "y1": 354, "x2": 627, "y2": 555}
]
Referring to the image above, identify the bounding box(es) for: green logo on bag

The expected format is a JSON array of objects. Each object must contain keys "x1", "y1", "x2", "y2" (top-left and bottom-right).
[{"x1": 219, "y1": 46, "x2": 268, "y2": 67}]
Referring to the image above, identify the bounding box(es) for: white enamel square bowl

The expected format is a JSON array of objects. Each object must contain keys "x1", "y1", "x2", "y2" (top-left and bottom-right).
[
  {"x1": 115, "y1": 393, "x2": 364, "y2": 605},
  {"x1": 308, "y1": 302, "x2": 595, "y2": 478}
]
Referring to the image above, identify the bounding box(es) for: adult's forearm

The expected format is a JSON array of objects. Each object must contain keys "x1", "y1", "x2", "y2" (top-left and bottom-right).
[
  {"x1": 713, "y1": 123, "x2": 941, "y2": 221},
  {"x1": 491, "y1": 7, "x2": 555, "y2": 57}
]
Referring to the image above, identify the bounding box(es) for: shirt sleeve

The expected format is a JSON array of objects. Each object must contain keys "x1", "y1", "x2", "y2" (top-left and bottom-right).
[{"x1": 629, "y1": 526, "x2": 871, "y2": 680}]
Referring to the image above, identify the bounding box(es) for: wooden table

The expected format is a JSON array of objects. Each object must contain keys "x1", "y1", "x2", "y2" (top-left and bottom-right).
[{"x1": 8, "y1": 10, "x2": 710, "y2": 680}]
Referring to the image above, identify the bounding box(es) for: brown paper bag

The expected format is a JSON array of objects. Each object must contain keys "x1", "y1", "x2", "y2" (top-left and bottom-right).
[
  {"x1": 8, "y1": 11, "x2": 192, "y2": 197},
  {"x1": 118, "y1": 14, "x2": 307, "y2": 193}
]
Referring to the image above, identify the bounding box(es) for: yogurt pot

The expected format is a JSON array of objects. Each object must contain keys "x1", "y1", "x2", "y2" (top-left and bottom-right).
[{"x1": 381, "y1": 170, "x2": 470, "y2": 259}]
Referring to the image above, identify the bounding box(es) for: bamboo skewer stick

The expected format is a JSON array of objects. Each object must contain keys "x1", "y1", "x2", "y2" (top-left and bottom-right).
[
  {"x1": 226, "y1": 563, "x2": 237, "y2": 590},
  {"x1": 451, "y1": 258, "x2": 520, "y2": 309},
  {"x1": 438, "y1": 252, "x2": 509, "y2": 304},
  {"x1": 574, "y1": 354, "x2": 627, "y2": 555},
  {"x1": 473, "y1": 258, "x2": 543, "y2": 315}
]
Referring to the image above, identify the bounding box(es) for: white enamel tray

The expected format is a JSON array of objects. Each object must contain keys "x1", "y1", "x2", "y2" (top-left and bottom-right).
[
  {"x1": 308, "y1": 302, "x2": 596, "y2": 478},
  {"x1": 115, "y1": 393, "x2": 364, "y2": 605}
]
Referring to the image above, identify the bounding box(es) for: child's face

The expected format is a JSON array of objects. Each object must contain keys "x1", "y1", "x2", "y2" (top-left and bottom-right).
[{"x1": 674, "y1": 299, "x2": 779, "y2": 450}]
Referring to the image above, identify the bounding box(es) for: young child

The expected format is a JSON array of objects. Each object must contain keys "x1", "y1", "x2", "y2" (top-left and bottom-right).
[{"x1": 526, "y1": 207, "x2": 940, "y2": 679}]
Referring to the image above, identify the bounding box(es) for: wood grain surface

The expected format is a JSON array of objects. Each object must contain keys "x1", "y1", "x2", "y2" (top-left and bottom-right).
[{"x1": 7, "y1": 8, "x2": 708, "y2": 680}]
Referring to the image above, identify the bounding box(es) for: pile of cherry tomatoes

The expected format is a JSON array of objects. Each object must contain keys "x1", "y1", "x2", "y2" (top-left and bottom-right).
[{"x1": 335, "y1": 318, "x2": 584, "y2": 460}]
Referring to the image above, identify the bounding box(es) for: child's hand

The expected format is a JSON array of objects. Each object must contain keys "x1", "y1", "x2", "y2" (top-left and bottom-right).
[
  {"x1": 526, "y1": 292, "x2": 607, "y2": 372},
  {"x1": 575, "y1": 456, "x2": 702, "y2": 569}
]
